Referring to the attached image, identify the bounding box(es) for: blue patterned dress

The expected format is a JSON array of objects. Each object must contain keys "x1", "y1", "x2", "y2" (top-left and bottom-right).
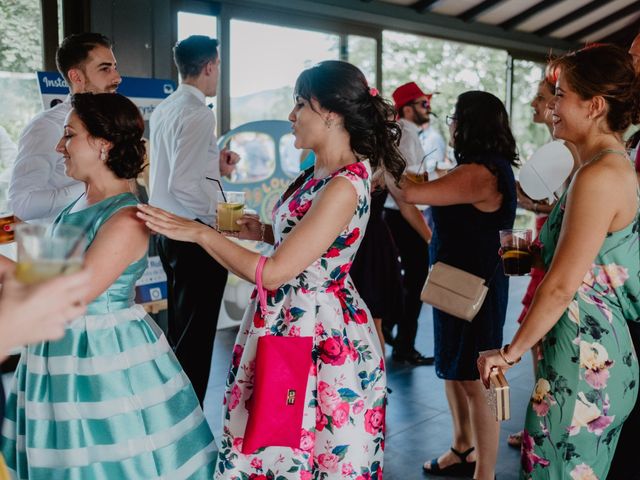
[{"x1": 1, "y1": 192, "x2": 216, "y2": 479}]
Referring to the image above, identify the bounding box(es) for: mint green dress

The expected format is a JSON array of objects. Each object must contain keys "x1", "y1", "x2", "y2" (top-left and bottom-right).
[
  {"x1": 1, "y1": 193, "x2": 216, "y2": 479},
  {"x1": 522, "y1": 176, "x2": 640, "y2": 479}
]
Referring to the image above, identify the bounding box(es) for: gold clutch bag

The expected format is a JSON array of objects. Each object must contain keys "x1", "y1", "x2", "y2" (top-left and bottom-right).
[
  {"x1": 420, "y1": 262, "x2": 489, "y2": 322},
  {"x1": 486, "y1": 369, "x2": 510, "y2": 421}
]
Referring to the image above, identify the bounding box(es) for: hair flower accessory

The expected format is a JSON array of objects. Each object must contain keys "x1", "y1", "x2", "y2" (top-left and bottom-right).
[{"x1": 369, "y1": 87, "x2": 379, "y2": 97}]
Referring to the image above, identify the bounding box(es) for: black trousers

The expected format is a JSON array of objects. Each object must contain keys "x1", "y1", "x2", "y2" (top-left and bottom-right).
[
  {"x1": 608, "y1": 321, "x2": 640, "y2": 480},
  {"x1": 383, "y1": 208, "x2": 429, "y2": 352},
  {"x1": 156, "y1": 233, "x2": 228, "y2": 405}
]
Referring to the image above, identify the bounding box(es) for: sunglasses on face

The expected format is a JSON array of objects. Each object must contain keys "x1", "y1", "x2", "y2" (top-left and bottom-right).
[{"x1": 410, "y1": 100, "x2": 431, "y2": 110}]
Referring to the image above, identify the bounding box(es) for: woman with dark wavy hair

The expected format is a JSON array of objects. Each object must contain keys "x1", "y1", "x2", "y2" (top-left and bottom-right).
[
  {"x1": 138, "y1": 61, "x2": 404, "y2": 478},
  {"x1": 1, "y1": 93, "x2": 216, "y2": 478},
  {"x1": 388, "y1": 90, "x2": 517, "y2": 480},
  {"x1": 478, "y1": 44, "x2": 640, "y2": 479}
]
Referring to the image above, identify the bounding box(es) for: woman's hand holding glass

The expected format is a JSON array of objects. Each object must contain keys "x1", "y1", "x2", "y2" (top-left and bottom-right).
[
  {"x1": 136, "y1": 204, "x2": 210, "y2": 243},
  {"x1": 235, "y1": 213, "x2": 264, "y2": 241},
  {"x1": 0, "y1": 268, "x2": 91, "y2": 355}
]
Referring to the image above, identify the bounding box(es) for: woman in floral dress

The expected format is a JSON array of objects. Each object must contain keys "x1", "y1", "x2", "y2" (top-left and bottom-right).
[
  {"x1": 137, "y1": 60, "x2": 406, "y2": 479},
  {"x1": 478, "y1": 45, "x2": 640, "y2": 479}
]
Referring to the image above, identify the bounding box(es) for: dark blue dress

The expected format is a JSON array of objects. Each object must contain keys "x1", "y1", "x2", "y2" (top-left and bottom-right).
[{"x1": 430, "y1": 154, "x2": 516, "y2": 380}]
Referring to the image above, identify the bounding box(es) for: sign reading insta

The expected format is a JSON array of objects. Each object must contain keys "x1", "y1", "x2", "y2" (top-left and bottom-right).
[{"x1": 36, "y1": 72, "x2": 176, "y2": 120}]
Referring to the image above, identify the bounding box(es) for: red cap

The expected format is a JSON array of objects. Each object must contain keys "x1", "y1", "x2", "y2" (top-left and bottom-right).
[{"x1": 392, "y1": 82, "x2": 432, "y2": 111}]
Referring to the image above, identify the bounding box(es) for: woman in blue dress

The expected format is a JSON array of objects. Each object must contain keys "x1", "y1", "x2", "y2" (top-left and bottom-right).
[
  {"x1": 0, "y1": 93, "x2": 215, "y2": 479},
  {"x1": 388, "y1": 91, "x2": 517, "y2": 480}
]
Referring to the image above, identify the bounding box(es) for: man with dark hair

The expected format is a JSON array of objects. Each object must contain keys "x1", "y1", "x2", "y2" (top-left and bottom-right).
[
  {"x1": 385, "y1": 81, "x2": 434, "y2": 366},
  {"x1": 9, "y1": 32, "x2": 120, "y2": 222},
  {"x1": 149, "y1": 35, "x2": 238, "y2": 405}
]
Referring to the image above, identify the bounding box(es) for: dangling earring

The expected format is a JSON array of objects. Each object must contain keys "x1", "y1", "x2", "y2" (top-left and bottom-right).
[
  {"x1": 325, "y1": 117, "x2": 333, "y2": 129},
  {"x1": 100, "y1": 148, "x2": 107, "y2": 161}
]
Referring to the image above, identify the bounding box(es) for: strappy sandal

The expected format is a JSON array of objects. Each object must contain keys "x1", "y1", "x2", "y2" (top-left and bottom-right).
[{"x1": 422, "y1": 446, "x2": 476, "y2": 477}]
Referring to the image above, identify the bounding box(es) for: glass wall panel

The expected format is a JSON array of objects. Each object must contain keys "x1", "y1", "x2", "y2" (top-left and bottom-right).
[
  {"x1": 229, "y1": 20, "x2": 339, "y2": 128},
  {"x1": 348, "y1": 35, "x2": 377, "y2": 86}
]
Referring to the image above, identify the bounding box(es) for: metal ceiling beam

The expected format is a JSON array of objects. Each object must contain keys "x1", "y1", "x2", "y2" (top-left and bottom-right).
[
  {"x1": 219, "y1": 0, "x2": 580, "y2": 58},
  {"x1": 601, "y1": 20, "x2": 639, "y2": 45},
  {"x1": 565, "y1": 1, "x2": 640, "y2": 42},
  {"x1": 458, "y1": 0, "x2": 502, "y2": 22},
  {"x1": 410, "y1": 0, "x2": 439, "y2": 14},
  {"x1": 499, "y1": 0, "x2": 561, "y2": 30},
  {"x1": 533, "y1": 0, "x2": 610, "y2": 37}
]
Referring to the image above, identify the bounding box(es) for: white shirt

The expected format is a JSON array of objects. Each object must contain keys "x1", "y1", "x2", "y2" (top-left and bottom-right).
[
  {"x1": 8, "y1": 97, "x2": 84, "y2": 222},
  {"x1": 385, "y1": 118, "x2": 427, "y2": 210},
  {"x1": 149, "y1": 84, "x2": 220, "y2": 226}
]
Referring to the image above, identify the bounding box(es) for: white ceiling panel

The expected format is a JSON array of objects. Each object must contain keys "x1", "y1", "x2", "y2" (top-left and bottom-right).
[
  {"x1": 430, "y1": 0, "x2": 486, "y2": 16},
  {"x1": 550, "y1": 0, "x2": 636, "y2": 38},
  {"x1": 517, "y1": 0, "x2": 591, "y2": 32},
  {"x1": 578, "y1": 12, "x2": 640, "y2": 43},
  {"x1": 476, "y1": 0, "x2": 543, "y2": 25}
]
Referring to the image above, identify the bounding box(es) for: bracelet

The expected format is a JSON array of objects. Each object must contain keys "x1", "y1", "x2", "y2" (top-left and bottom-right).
[
  {"x1": 260, "y1": 223, "x2": 266, "y2": 242},
  {"x1": 499, "y1": 344, "x2": 520, "y2": 366}
]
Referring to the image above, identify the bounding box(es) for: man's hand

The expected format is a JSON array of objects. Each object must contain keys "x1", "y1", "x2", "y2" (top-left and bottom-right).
[{"x1": 220, "y1": 149, "x2": 240, "y2": 177}]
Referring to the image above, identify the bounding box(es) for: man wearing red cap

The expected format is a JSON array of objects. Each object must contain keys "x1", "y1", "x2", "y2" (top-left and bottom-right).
[{"x1": 384, "y1": 81, "x2": 434, "y2": 366}]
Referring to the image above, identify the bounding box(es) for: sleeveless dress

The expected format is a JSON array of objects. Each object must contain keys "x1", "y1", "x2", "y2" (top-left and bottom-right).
[
  {"x1": 215, "y1": 161, "x2": 386, "y2": 479},
  {"x1": 430, "y1": 154, "x2": 516, "y2": 380},
  {"x1": 1, "y1": 193, "x2": 216, "y2": 479},
  {"x1": 521, "y1": 165, "x2": 640, "y2": 479}
]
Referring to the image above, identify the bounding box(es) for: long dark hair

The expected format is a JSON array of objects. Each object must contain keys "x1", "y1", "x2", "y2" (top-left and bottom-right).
[
  {"x1": 294, "y1": 60, "x2": 406, "y2": 182},
  {"x1": 71, "y1": 93, "x2": 145, "y2": 179},
  {"x1": 452, "y1": 91, "x2": 519, "y2": 167}
]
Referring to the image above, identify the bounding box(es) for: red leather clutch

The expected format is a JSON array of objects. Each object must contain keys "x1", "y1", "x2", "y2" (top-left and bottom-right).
[{"x1": 241, "y1": 256, "x2": 313, "y2": 454}]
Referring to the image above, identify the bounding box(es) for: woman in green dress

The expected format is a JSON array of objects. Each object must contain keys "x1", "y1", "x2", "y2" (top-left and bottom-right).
[
  {"x1": 1, "y1": 93, "x2": 215, "y2": 479},
  {"x1": 478, "y1": 44, "x2": 640, "y2": 479}
]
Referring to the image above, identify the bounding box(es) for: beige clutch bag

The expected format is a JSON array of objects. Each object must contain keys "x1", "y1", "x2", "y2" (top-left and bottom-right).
[
  {"x1": 486, "y1": 369, "x2": 510, "y2": 421},
  {"x1": 420, "y1": 262, "x2": 489, "y2": 322}
]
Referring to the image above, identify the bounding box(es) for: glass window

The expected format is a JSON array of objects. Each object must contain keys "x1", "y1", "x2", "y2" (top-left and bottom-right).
[
  {"x1": 381, "y1": 30, "x2": 508, "y2": 150},
  {"x1": 177, "y1": 11, "x2": 217, "y2": 41},
  {"x1": 0, "y1": 0, "x2": 43, "y2": 174},
  {"x1": 229, "y1": 20, "x2": 340, "y2": 128},
  {"x1": 512, "y1": 59, "x2": 550, "y2": 161},
  {"x1": 224, "y1": 132, "x2": 276, "y2": 184},
  {"x1": 348, "y1": 35, "x2": 377, "y2": 86}
]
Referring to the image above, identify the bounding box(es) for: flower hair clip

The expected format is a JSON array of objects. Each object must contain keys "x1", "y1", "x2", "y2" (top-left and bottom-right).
[{"x1": 369, "y1": 87, "x2": 379, "y2": 97}]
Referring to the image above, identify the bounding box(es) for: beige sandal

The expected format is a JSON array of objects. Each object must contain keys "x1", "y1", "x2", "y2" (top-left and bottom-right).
[{"x1": 507, "y1": 430, "x2": 523, "y2": 448}]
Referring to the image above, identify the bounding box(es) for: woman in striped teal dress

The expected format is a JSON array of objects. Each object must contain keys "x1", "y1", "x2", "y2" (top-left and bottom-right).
[{"x1": 0, "y1": 93, "x2": 216, "y2": 479}]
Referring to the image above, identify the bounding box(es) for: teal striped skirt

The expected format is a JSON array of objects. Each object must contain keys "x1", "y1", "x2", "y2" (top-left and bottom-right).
[{"x1": 0, "y1": 305, "x2": 216, "y2": 479}]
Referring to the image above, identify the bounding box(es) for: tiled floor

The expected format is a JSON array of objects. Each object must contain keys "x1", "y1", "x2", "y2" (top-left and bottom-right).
[{"x1": 203, "y1": 276, "x2": 532, "y2": 480}]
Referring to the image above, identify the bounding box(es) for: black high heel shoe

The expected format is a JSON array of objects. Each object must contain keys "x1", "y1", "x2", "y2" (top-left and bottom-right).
[{"x1": 422, "y1": 446, "x2": 476, "y2": 477}]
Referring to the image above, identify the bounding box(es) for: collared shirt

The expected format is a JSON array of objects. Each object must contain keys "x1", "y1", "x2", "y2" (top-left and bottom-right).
[
  {"x1": 149, "y1": 84, "x2": 220, "y2": 226},
  {"x1": 8, "y1": 97, "x2": 84, "y2": 222},
  {"x1": 385, "y1": 118, "x2": 428, "y2": 210}
]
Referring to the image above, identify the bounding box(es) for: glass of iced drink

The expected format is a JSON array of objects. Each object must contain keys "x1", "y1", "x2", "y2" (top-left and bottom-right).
[
  {"x1": 499, "y1": 229, "x2": 533, "y2": 276},
  {"x1": 216, "y1": 191, "x2": 245, "y2": 233},
  {"x1": 0, "y1": 184, "x2": 15, "y2": 244},
  {"x1": 15, "y1": 224, "x2": 86, "y2": 284}
]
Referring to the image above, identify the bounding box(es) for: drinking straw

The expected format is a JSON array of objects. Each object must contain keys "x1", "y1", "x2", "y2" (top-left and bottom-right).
[
  {"x1": 417, "y1": 148, "x2": 437, "y2": 174},
  {"x1": 206, "y1": 176, "x2": 227, "y2": 202}
]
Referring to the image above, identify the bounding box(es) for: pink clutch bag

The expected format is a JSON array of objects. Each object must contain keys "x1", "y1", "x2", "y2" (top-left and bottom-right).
[{"x1": 241, "y1": 256, "x2": 313, "y2": 455}]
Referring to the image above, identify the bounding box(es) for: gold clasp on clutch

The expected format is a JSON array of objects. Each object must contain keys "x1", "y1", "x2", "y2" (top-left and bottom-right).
[{"x1": 287, "y1": 389, "x2": 296, "y2": 405}]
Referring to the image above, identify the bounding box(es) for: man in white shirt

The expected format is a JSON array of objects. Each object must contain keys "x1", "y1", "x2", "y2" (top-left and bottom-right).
[
  {"x1": 149, "y1": 35, "x2": 238, "y2": 405},
  {"x1": 385, "y1": 81, "x2": 434, "y2": 366},
  {"x1": 9, "y1": 33, "x2": 121, "y2": 222}
]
